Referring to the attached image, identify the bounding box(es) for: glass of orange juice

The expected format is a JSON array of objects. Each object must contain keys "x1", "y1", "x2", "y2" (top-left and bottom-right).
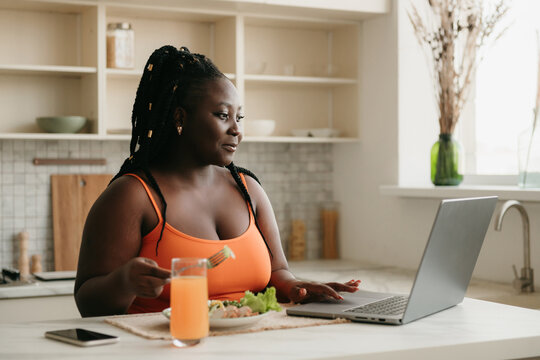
[{"x1": 170, "y1": 258, "x2": 209, "y2": 347}]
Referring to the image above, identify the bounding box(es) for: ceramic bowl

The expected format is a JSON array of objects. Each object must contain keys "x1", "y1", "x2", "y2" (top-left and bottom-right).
[
  {"x1": 36, "y1": 116, "x2": 87, "y2": 133},
  {"x1": 244, "y1": 119, "x2": 275, "y2": 136}
]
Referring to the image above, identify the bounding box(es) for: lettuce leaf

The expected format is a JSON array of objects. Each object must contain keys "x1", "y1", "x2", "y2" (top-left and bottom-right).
[{"x1": 240, "y1": 287, "x2": 282, "y2": 314}]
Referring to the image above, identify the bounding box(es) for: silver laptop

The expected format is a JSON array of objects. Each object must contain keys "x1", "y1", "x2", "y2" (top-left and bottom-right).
[{"x1": 287, "y1": 196, "x2": 498, "y2": 325}]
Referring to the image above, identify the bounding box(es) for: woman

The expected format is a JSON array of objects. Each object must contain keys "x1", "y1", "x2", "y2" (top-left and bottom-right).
[{"x1": 74, "y1": 46, "x2": 359, "y2": 317}]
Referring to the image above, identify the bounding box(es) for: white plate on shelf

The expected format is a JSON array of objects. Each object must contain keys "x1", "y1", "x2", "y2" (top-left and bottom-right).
[
  {"x1": 291, "y1": 128, "x2": 340, "y2": 138},
  {"x1": 162, "y1": 308, "x2": 270, "y2": 329}
]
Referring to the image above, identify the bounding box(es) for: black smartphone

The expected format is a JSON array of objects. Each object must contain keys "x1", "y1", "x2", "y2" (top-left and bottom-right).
[{"x1": 44, "y1": 328, "x2": 119, "y2": 347}]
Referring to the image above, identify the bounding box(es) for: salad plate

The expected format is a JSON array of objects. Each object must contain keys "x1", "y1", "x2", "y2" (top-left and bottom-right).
[
  {"x1": 161, "y1": 307, "x2": 270, "y2": 329},
  {"x1": 162, "y1": 287, "x2": 281, "y2": 330},
  {"x1": 208, "y1": 311, "x2": 270, "y2": 329}
]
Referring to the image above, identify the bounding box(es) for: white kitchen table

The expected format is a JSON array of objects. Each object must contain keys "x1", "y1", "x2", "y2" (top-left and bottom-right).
[{"x1": 1, "y1": 298, "x2": 539, "y2": 360}]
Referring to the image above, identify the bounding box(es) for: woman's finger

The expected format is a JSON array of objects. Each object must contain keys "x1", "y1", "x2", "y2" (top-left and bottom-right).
[
  {"x1": 325, "y1": 281, "x2": 360, "y2": 292},
  {"x1": 137, "y1": 258, "x2": 171, "y2": 279},
  {"x1": 304, "y1": 283, "x2": 343, "y2": 300},
  {"x1": 289, "y1": 286, "x2": 308, "y2": 303}
]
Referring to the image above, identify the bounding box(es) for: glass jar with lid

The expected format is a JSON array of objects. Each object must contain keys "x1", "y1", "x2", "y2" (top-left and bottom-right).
[{"x1": 106, "y1": 22, "x2": 135, "y2": 69}]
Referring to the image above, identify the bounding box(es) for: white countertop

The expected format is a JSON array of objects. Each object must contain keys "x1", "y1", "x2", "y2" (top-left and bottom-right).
[
  {"x1": 1, "y1": 260, "x2": 540, "y2": 358},
  {"x1": 0, "y1": 298, "x2": 539, "y2": 359},
  {"x1": 0, "y1": 279, "x2": 74, "y2": 299}
]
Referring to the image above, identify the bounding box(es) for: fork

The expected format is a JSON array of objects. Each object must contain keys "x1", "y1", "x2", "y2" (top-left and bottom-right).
[
  {"x1": 173, "y1": 246, "x2": 235, "y2": 275},
  {"x1": 207, "y1": 245, "x2": 236, "y2": 269}
]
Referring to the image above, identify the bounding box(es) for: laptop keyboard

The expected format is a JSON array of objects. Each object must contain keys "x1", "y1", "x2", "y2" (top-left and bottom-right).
[{"x1": 345, "y1": 296, "x2": 409, "y2": 316}]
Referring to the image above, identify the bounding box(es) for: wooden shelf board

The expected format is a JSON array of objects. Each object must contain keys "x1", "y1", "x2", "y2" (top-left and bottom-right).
[
  {"x1": 244, "y1": 15, "x2": 358, "y2": 29},
  {"x1": 242, "y1": 136, "x2": 358, "y2": 143},
  {"x1": 0, "y1": 0, "x2": 93, "y2": 13},
  {"x1": 0, "y1": 133, "x2": 358, "y2": 143},
  {"x1": 0, "y1": 65, "x2": 96, "y2": 77},
  {"x1": 106, "y1": 68, "x2": 235, "y2": 80},
  {"x1": 244, "y1": 74, "x2": 356, "y2": 85},
  {"x1": 106, "y1": 3, "x2": 233, "y2": 22},
  {"x1": 103, "y1": 0, "x2": 388, "y2": 22},
  {"x1": 0, "y1": 133, "x2": 102, "y2": 140}
]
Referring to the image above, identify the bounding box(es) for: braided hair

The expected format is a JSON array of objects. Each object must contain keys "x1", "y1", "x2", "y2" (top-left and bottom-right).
[{"x1": 111, "y1": 45, "x2": 272, "y2": 257}]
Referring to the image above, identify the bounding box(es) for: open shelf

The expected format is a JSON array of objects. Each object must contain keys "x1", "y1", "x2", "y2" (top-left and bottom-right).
[
  {"x1": 50, "y1": 134, "x2": 358, "y2": 143},
  {"x1": 0, "y1": 133, "x2": 102, "y2": 140},
  {"x1": 0, "y1": 65, "x2": 97, "y2": 77},
  {"x1": 0, "y1": 0, "x2": 375, "y2": 142},
  {"x1": 242, "y1": 136, "x2": 358, "y2": 143},
  {"x1": 244, "y1": 74, "x2": 356, "y2": 86},
  {"x1": 106, "y1": 68, "x2": 235, "y2": 80},
  {"x1": 105, "y1": 6, "x2": 236, "y2": 75}
]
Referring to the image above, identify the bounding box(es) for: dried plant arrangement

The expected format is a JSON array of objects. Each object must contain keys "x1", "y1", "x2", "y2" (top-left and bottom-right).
[
  {"x1": 409, "y1": 0, "x2": 509, "y2": 185},
  {"x1": 409, "y1": 0, "x2": 509, "y2": 135}
]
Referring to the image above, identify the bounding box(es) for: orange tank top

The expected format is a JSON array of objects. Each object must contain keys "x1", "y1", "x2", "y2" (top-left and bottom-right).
[{"x1": 126, "y1": 173, "x2": 272, "y2": 314}]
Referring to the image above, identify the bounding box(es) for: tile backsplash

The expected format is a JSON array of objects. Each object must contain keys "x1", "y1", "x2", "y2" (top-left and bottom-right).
[{"x1": 0, "y1": 140, "x2": 334, "y2": 271}]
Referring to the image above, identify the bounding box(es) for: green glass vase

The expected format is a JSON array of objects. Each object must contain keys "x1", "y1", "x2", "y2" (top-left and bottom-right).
[{"x1": 431, "y1": 134, "x2": 464, "y2": 186}]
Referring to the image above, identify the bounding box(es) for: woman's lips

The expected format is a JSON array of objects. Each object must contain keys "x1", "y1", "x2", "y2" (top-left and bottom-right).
[{"x1": 222, "y1": 144, "x2": 237, "y2": 152}]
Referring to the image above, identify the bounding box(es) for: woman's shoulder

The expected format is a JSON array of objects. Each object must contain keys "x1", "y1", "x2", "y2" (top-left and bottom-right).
[
  {"x1": 228, "y1": 166, "x2": 267, "y2": 200},
  {"x1": 93, "y1": 172, "x2": 153, "y2": 212}
]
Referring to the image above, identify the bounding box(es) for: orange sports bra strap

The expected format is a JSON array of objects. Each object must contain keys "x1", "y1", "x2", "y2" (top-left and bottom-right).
[
  {"x1": 238, "y1": 172, "x2": 248, "y2": 190},
  {"x1": 238, "y1": 173, "x2": 256, "y2": 221},
  {"x1": 124, "y1": 173, "x2": 163, "y2": 222}
]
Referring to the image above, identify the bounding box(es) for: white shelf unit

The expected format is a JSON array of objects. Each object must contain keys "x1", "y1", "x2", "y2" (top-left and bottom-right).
[
  {"x1": 0, "y1": 0, "x2": 382, "y2": 142},
  {"x1": 0, "y1": 0, "x2": 98, "y2": 136},
  {"x1": 243, "y1": 16, "x2": 359, "y2": 139},
  {"x1": 102, "y1": 4, "x2": 237, "y2": 135}
]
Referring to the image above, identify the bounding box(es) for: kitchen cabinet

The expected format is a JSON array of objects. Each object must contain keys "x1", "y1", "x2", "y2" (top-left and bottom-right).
[
  {"x1": 0, "y1": 279, "x2": 78, "y2": 323},
  {"x1": 0, "y1": 1, "x2": 98, "y2": 139},
  {"x1": 0, "y1": 0, "x2": 389, "y2": 143}
]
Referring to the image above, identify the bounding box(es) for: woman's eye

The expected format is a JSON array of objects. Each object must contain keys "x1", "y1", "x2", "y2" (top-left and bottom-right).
[
  {"x1": 236, "y1": 115, "x2": 244, "y2": 122},
  {"x1": 216, "y1": 112, "x2": 228, "y2": 120}
]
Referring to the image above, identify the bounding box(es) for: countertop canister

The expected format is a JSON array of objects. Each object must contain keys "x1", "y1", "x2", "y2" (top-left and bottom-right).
[
  {"x1": 321, "y1": 202, "x2": 339, "y2": 259},
  {"x1": 107, "y1": 22, "x2": 135, "y2": 69}
]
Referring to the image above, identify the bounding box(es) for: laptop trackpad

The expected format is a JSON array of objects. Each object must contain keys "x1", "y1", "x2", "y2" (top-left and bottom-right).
[{"x1": 287, "y1": 290, "x2": 394, "y2": 315}]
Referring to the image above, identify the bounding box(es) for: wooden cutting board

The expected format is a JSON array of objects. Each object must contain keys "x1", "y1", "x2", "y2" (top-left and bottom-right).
[{"x1": 51, "y1": 174, "x2": 112, "y2": 271}]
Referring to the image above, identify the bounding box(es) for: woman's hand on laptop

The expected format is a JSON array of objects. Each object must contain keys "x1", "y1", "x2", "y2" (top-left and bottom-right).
[{"x1": 288, "y1": 279, "x2": 360, "y2": 303}]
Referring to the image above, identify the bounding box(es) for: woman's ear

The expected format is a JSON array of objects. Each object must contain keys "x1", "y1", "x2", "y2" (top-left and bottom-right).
[{"x1": 174, "y1": 107, "x2": 187, "y2": 135}]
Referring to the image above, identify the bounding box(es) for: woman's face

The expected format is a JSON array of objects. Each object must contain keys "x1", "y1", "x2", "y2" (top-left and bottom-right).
[{"x1": 181, "y1": 77, "x2": 244, "y2": 166}]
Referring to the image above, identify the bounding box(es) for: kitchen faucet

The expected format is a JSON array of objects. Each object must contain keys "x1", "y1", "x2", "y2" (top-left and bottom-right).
[{"x1": 494, "y1": 200, "x2": 534, "y2": 293}]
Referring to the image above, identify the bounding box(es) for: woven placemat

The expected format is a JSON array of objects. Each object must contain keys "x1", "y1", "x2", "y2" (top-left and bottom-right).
[{"x1": 104, "y1": 306, "x2": 350, "y2": 339}]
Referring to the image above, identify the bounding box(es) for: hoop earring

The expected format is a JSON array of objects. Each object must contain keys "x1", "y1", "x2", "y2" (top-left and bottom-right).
[{"x1": 176, "y1": 126, "x2": 183, "y2": 135}]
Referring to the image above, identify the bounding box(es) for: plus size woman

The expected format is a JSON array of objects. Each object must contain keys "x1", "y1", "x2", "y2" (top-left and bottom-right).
[{"x1": 74, "y1": 46, "x2": 360, "y2": 317}]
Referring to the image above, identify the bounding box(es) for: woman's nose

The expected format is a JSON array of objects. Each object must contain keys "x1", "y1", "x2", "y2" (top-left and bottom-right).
[{"x1": 228, "y1": 119, "x2": 241, "y2": 136}]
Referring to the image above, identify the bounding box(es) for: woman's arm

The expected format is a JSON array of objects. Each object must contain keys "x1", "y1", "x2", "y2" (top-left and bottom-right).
[
  {"x1": 74, "y1": 176, "x2": 170, "y2": 317},
  {"x1": 244, "y1": 176, "x2": 360, "y2": 303}
]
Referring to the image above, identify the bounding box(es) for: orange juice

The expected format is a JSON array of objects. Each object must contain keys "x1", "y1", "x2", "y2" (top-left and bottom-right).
[{"x1": 170, "y1": 276, "x2": 209, "y2": 340}]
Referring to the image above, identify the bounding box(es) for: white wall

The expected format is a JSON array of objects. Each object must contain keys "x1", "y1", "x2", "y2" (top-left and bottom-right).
[{"x1": 334, "y1": 0, "x2": 540, "y2": 288}]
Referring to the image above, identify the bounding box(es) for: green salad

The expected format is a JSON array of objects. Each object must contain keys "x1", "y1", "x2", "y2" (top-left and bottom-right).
[{"x1": 208, "y1": 287, "x2": 282, "y2": 316}]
